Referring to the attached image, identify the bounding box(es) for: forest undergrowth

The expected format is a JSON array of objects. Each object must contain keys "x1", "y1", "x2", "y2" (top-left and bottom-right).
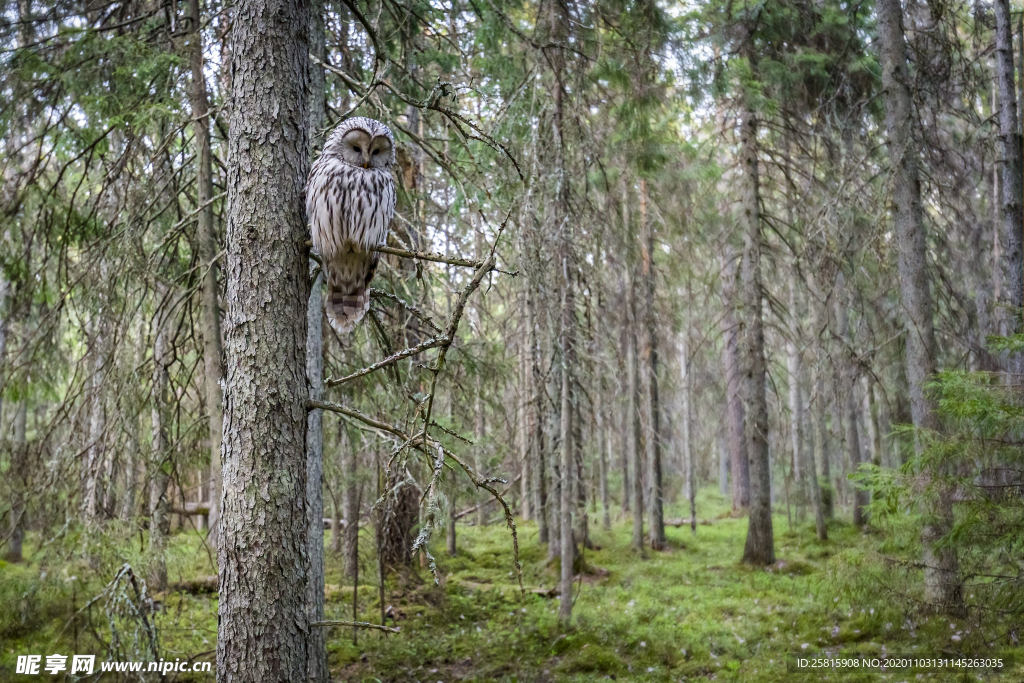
[{"x1": 4, "y1": 487, "x2": 1021, "y2": 682}]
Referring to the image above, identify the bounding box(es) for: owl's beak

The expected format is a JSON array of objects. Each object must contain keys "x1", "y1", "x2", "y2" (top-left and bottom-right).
[{"x1": 362, "y1": 149, "x2": 370, "y2": 168}]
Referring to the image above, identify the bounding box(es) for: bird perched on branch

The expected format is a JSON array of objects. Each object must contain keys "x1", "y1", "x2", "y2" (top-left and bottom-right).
[{"x1": 306, "y1": 117, "x2": 396, "y2": 333}]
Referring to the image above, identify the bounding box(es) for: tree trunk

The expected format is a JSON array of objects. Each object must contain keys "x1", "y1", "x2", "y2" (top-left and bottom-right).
[
  {"x1": 737, "y1": 98, "x2": 775, "y2": 566},
  {"x1": 790, "y1": 279, "x2": 826, "y2": 540},
  {"x1": 6, "y1": 400, "x2": 26, "y2": 562},
  {"x1": 597, "y1": 386, "x2": 611, "y2": 530},
  {"x1": 341, "y1": 425, "x2": 359, "y2": 579},
  {"x1": 876, "y1": 0, "x2": 961, "y2": 612},
  {"x1": 305, "y1": 3, "x2": 327, "y2": 677},
  {"x1": 447, "y1": 482, "x2": 457, "y2": 557},
  {"x1": 474, "y1": 375, "x2": 487, "y2": 526},
  {"x1": 720, "y1": 257, "x2": 750, "y2": 512},
  {"x1": 863, "y1": 376, "x2": 883, "y2": 467},
  {"x1": 995, "y1": 0, "x2": 1024, "y2": 342},
  {"x1": 809, "y1": 278, "x2": 835, "y2": 520},
  {"x1": 518, "y1": 317, "x2": 532, "y2": 521},
  {"x1": 84, "y1": 309, "x2": 108, "y2": 523},
  {"x1": 628, "y1": 320, "x2": 644, "y2": 554},
  {"x1": 187, "y1": 0, "x2": 225, "y2": 551},
  {"x1": 330, "y1": 495, "x2": 342, "y2": 554},
  {"x1": 718, "y1": 434, "x2": 729, "y2": 496},
  {"x1": 638, "y1": 179, "x2": 665, "y2": 550},
  {"x1": 149, "y1": 302, "x2": 170, "y2": 592},
  {"x1": 558, "y1": 265, "x2": 575, "y2": 624},
  {"x1": 529, "y1": 294, "x2": 549, "y2": 544},
  {"x1": 679, "y1": 331, "x2": 696, "y2": 536},
  {"x1": 217, "y1": 0, "x2": 312, "y2": 675},
  {"x1": 835, "y1": 273, "x2": 867, "y2": 526}
]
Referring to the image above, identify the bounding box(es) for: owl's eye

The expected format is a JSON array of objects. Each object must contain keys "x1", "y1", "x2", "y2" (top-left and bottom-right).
[
  {"x1": 352, "y1": 145, "x2": 362, "y2": 153},
  {"x1": 372, "y1": 149, "x2": 379, "y2": 155}
]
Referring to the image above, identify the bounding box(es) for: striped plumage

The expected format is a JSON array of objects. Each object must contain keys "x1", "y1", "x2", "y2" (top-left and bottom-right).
[{"x1": 306, "y1": 117, "x2": 396, "y2": 333}]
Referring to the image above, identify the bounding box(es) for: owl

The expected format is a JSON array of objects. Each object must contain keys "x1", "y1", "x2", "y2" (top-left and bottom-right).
[{"x1": 306, "y1": 117, "x2": 396, "y2": 334}]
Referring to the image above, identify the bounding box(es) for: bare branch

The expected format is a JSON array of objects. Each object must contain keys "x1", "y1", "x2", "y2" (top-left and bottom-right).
[{"x1": 311, "y1": 620, "x2": 399, "y2": 633}]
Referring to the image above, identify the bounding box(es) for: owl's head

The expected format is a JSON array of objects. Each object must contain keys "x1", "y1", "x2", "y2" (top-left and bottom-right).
[{"x1": 323, "y1": 117, "x2": 395, "y2": 170}]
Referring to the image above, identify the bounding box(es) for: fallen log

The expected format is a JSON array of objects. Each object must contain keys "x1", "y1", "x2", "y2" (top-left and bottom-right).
[
  {"x1": 168, "y1": 576, "x2": 218, "y2": 594},
  {"x1": 170, "y1": 502, "x2": 210, "y2": 516},
  {"x1": 664, "y1": 517, "x2": 714, "y2": 528}
]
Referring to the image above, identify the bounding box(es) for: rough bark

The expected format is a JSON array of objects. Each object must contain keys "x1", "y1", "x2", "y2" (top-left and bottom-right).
[
  {"x1": 217, "y1": 0, "x2": 312, "y2": 676},
  {"x1": 876, "y1": 0, "x2": 960, "y2": 611},
  {"x1": 995, "y1": 0, "x2": 1024, "y2": 340},
  {"x1": 737, "y1": 99, "x2": 774, "y2": 566}
]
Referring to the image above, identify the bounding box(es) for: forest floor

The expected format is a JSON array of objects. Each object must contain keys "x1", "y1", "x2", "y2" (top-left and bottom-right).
[{"x1": 2, "y1": 488, "x2": 1021, "y2": 682}]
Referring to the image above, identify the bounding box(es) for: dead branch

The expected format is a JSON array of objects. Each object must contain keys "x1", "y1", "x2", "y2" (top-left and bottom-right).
[{"x1": 311, "y1": 620, "x2": 399, "y2": 633}]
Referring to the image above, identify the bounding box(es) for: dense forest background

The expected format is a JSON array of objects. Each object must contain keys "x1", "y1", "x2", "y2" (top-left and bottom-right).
[{"x1": 2, "y1": 0, "x2": 1024, "y2": 678}]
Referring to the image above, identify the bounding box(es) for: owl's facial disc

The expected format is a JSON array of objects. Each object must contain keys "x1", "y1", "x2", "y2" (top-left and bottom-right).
[
  {"x1": 338, "y1": 129, "x2": 373, "y2": 168},
  {"x1": 368, "y1": 136, "x2": 393, "y2": 169}
]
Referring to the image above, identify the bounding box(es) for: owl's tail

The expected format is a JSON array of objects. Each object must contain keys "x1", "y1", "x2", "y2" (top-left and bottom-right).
[{"x1": 324, "y1": 253, "x2": 379, "y2": 334}]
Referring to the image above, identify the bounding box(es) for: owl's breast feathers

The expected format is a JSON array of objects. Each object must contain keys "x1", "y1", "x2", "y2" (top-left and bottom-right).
[{"x1": 305, "y1": 157, "x2": 396, "y2": 263}]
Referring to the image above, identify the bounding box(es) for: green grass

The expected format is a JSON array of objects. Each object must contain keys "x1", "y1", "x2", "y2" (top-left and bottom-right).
[{"x1": 2, "y1": 488, "x2": 1021, "y2": 682}]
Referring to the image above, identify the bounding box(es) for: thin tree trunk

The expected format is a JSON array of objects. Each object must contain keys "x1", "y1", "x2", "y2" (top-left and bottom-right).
[
  {"x1": 474, "y1": 375, "x2": 487, "y2": 526},
  {"x1": 519, "y1": 319, "x2": 532, "y2": 520},
  {"x1": 529, "y1": 295, "x2": 549, "y2": 544},
  {"x1": 876, "y1": 0, "x2": 961, "y2": 612},
  {"x1": 0, "y1": 278, "x2": 7, "y2": 440},
  {"x1": 84, "y1": 311, "x2": 107, "y2": 523},
  {"x1": 187, "y1": 0, "x2": 225, "y2": 551},
  {"x1": 149, "y1": 302, "x2": 170, "y2": 592},
  {"x1": 718, "y1": 434, "x2": 729, "y2": 496},
  {"x1": 558, "y1": 273, "x2": 575, "y2": 623},
  {"x1": 330, "y1": 494, "x2": 342, "y2": 554},
  {"x1": 342, "y1": 425, "x2": 359, "y2": 579},
  {"x1": 791, "y1": 277, "x2": 826, "y2": 539},
  {"x1": 6, "y1": 400, "x2": 26, "y2": 561},
  {"x1": 620, "y1": 377, "x2": 631, "y2": 515},
  {"x1": 597, "y1": 387, "x2": 611, "y2": 530},
  {"x1": 720, "y1": 256, "x2": 750, "y2": 513},
  {"x1": 809, "y1": 278, "x2": 835, "y2": 520},
  {"x1": 217, "y1": 0, "x2": 312, "y2": 674},
  {"x1": 628, "y1": 320, "x2": 644, "y2": 554},
  {"x1": 305, "y1": 3, "x2": 327, "y2": 676},
  {"x1": 737, "y1": 95, "x2": 775, "y2": 566},
  {"x1": 447, "y1": 480, "x2": 457, "y2": 557},
  {"x1": 835, "y1": 273, "x2": 867, "y2": 525},
  {"x1": 679, "y1": 331, "x2": 696, "y2": 535},
  {"x1": 638, "y1": 179, "x2": 665, "y2": 550}
]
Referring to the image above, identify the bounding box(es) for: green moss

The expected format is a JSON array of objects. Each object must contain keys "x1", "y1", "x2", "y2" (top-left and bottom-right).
[{"x1": 4, "y1": 489, "x2": 1024, "y2": 682}]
